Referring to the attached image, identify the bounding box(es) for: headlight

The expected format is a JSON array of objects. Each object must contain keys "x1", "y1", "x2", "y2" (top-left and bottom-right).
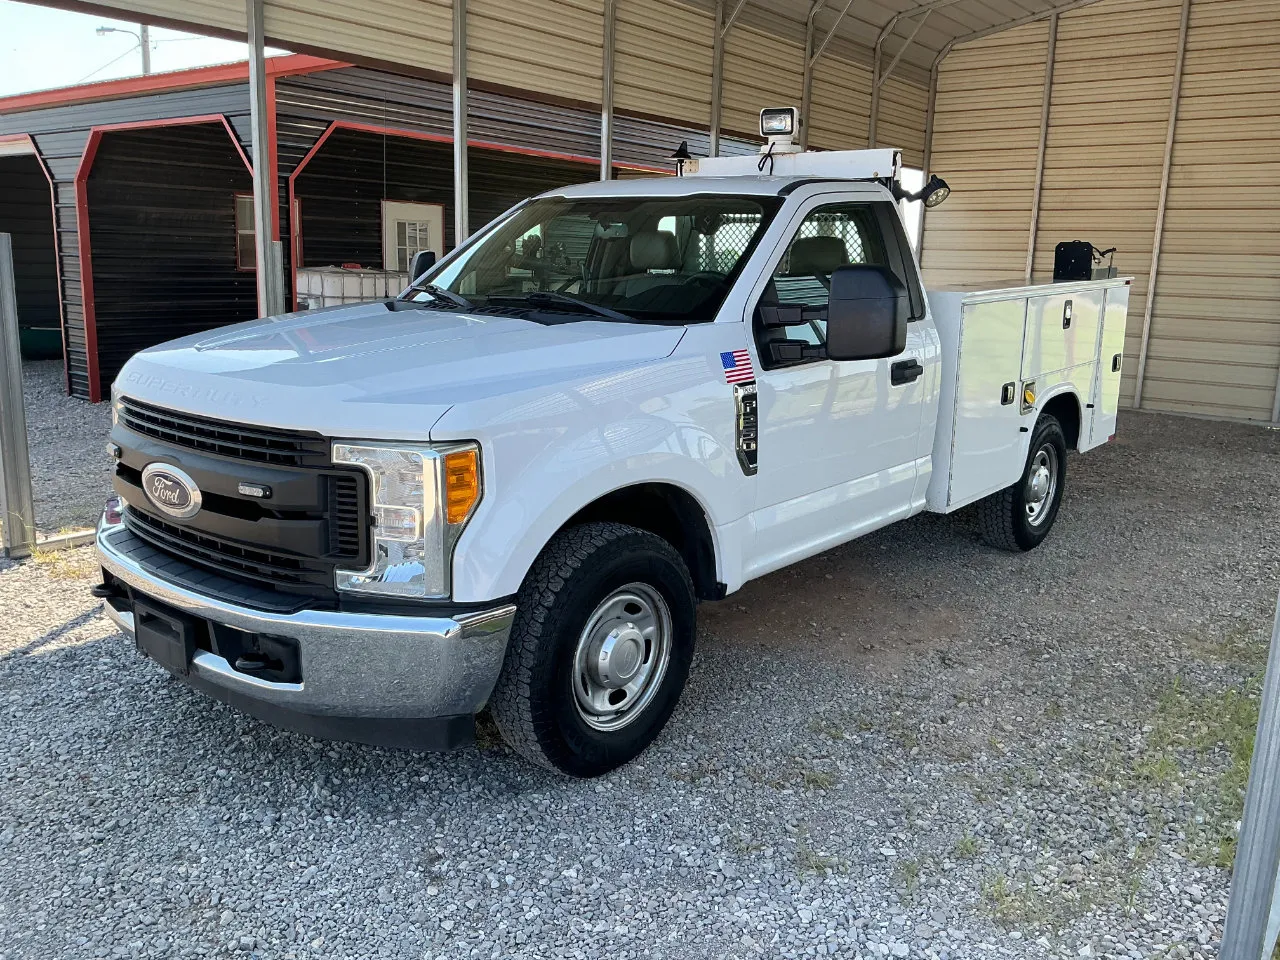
[{"x1": 332, "y1": 441, "x2": 482, "y2": 599}]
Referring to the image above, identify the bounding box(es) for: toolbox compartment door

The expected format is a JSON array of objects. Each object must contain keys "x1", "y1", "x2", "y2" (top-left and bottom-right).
[
  {"x1": 1085, "y1": 283, "x2": 1130, "y2": 449},
  {"x1": 945, "y1": 297, "x2": 1028, "y2": 510},
  {"x1": 1022, "y1": 290, "x2": 1102, "y2": 380}
]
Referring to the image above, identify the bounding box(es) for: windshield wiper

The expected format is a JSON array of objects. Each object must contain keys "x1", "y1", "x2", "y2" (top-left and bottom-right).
[
  {"x1": 486, "y1": 291, "x2": 637, "y2": 324},
  {"x1": 401, "y1": 282, "x2": 474, "y2": 310}
]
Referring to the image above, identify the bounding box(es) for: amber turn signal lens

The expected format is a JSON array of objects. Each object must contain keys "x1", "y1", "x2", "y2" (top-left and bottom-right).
[{"x1": 443, "y1": 449, "x2": 480, "y2": 524}]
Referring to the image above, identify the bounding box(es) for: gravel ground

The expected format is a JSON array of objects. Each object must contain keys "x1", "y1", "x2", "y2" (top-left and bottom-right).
[
  {"x1": 16, "y1": 360, "x2": 113, "y2": 535},
  {"x1": 2, "y1": 411, "x2": 1279, "y2": 960}
]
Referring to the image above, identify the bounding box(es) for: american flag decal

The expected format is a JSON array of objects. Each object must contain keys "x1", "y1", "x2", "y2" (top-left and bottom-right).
[{"x1": 720, "y1": 349, "x2": 755, "y2": 385}]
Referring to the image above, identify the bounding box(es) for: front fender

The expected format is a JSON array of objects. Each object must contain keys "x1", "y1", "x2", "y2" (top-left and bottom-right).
[{"x1": 434, "y1": 353, "x2": 753, "y2": 603}]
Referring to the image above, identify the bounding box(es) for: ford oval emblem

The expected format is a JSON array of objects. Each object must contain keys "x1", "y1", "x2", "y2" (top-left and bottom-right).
[{"x1": 140, "y1": 463, "x2": 202, "y2": 519}]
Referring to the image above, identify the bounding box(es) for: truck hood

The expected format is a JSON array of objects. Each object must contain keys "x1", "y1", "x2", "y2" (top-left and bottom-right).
[{"x1": 117, "y1": 301, "x2": 687, "y2": 439}]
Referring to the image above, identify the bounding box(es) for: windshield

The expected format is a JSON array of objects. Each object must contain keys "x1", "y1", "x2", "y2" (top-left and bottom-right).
[{"x1": 406, "y1": 193, "x2": 783, "y2": 325}]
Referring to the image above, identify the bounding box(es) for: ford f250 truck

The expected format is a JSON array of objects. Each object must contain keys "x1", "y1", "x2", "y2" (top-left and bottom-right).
[{"x1": 96, "y1": 110, "x2": 1130, "y2": 776}]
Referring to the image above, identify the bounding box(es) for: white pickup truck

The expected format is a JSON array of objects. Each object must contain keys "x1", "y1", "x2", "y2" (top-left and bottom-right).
[{"x1": 96, "y1": 111, "x2": 1130, "y2": 776}]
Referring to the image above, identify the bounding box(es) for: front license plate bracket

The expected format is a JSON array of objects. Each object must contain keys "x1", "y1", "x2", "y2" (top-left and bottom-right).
[{"x1": 133, "y1": 600, "x2": 198, "y2": 677}]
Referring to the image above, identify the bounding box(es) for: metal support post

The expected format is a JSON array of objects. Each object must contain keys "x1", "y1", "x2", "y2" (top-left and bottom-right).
[
  {"x1": 709, "y1": 0, "x2": 747, "y2": 157},
  {"x1": 1221, "y1": 593, "x2": 1280, "y2": 959},
  {"x1": 453, "y1": 0, "x2": 470, "y2": 244},
  {"x1": 1133, "y1": 0, "x2": 1190, "y2": 408},
  {"x1": 0, "y1": 234, "x2": 35, "y2": 560},
  {"x1": 872, "y1": 8, "x2": 932, "y2": 150},
  {"x1": 140, "y1": 24, "x2": 151, "y2": 75},
  {"x1": 917, "y1": 58, "x2": 940, "y2": 260},
  {"x1": 246, "y1": 0, "x2": 284, "y2": 317},
  {"x1": 1272, "y1": 363, "x2": 1280, "y2": 425},
  {"x1": 600, "y1": 0, "x2": 616, "y2": 179},
  {"x1": 880, "y1": 11, "x2": 930, "y2": 87},
  {"x1": 1025, "y1": 12, "x2": 1057, "y2": 284},
  {"x1": 801, "y1": 0, "x2": 856, "y2": 149},
  {"x1": 868, "y1": 27, "x2": 881, "y2": 147},
  {"x1": 798, "y1": 0, "x2": 826, "y2": 150}
]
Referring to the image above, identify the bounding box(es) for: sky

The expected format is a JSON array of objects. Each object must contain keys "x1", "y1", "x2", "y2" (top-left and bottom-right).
[{"x1": 0, "y1": 0, "x2": 287, "y2": 97}]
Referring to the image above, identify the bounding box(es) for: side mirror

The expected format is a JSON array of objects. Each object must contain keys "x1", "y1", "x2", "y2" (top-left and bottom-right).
[
  {"x1": 409, "y1": 249, "x2": 437, "y2": 281},
  {"x1": 825, "y1": 265, "x2": 909, "y2": 361}
]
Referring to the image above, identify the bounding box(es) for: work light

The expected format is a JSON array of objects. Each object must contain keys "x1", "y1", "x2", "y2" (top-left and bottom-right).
[
  {"x1": 332, "y1": 441, "x2": 482, "y2": 599},
  {"x1": 759, "y1": 107, "x2": 799, "y2": 138},
  {"x1": 752, "y1": 108, "x2": 793, "y2": 140}
]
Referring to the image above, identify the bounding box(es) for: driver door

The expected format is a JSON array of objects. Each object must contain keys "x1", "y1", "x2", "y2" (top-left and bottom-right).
[{"x1": 746, "y1": 196, "x2": 931, "y2": 576}]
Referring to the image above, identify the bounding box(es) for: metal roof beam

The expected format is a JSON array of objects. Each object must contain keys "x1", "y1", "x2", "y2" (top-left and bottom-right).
[
  {"x1": 876, "y1": 0, "x2": 968, "y2": 47},
  {"x1": 721, "y1": 0, "x2": 751, "y2": 38},
  {"x1": 877, "y1": 9, "x2": 931, "y2": 89},
  {"x1": 869, "y1": 4, "x2": 931, "y2": 147},
  {"x1": 810, "y1": 0, "x2": 858, "y2": 67}
]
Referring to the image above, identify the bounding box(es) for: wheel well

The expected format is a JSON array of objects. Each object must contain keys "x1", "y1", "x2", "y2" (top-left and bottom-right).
[
  {"x1": 562, "y1": 483, "x2": 723, "y2": 602},
  {"x1": 1041, "y1": 393, "x2": 1081, "y2": 449}
]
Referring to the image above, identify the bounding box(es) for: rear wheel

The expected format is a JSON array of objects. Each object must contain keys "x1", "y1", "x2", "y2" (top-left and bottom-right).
[
  {"x1": 490, "y1": 522, "x2": 696, "y2": 777},
  {"x1": 978, "y1": 413, "x2": 1067, "y2": 552}
]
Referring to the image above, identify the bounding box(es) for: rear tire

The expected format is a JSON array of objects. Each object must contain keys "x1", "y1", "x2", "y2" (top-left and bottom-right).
[
  {"x1": 978, "y1": 413, "x2": 1067, "y2": 552},
  {"x1": 490, "y1": 522, "x2": 696, "y2": 777}
]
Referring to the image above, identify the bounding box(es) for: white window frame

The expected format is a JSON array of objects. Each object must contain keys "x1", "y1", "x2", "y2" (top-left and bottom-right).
[
  {"x1": 234, "y1": 193, "x2": 256, "y2": 272},
  {"x1": 381, "y1": 200, "x2": 446, "y2": 274}
]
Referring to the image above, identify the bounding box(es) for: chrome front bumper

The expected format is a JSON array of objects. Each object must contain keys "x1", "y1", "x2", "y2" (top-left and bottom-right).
[{"x1": 96, "y1": 518, "x2": 516, "y2": 750}]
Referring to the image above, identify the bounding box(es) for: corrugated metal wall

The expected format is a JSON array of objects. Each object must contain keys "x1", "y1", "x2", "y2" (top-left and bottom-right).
[
  {"x1": 1032, "y1": 0, "x2": 1182, "y2": 409},
  {"x1": 470, "y1": 0, "x2": 603, "y2": 104},
  {"x1": 0, "y1": 84, "x2": 253, "y2": 399},
  {"x1": 0, "y1": 155, "x2": 59, "y2": 337},
  {"x1": 722, "y1": 26, "x2": 805, "y2": 139},
  {"x1": 922, "y1": 0, "x2": 1280, "y2": 422},
  {"x1": 878, "y1": 76, "x2": 928, "y2": 168},
  {"x1": 614, "y1": 0, "x2": 714, "y2": 126},
  {"x1": 808, "y1": 54, "x2": 873, "y2": 151},
  {"x1": 267, "y1": 1, "x2": 451, "y2": 74},
  {"x1": 921, "y1": 21, "x2": 1051, "y2": 285},
  {"x1": 87, "y1": 123, "x2": 258, "y2": 389},
  {"x1": 1149, "y1": 0, "x2": 1280, "y2": 420}
]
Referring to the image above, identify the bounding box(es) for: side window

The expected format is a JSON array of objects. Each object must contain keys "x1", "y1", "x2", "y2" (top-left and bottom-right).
[{"x1": 762, "y1": 203, "x2": 889, "y2": 347}]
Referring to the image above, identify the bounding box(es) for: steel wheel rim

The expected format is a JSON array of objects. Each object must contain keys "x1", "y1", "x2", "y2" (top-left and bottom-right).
[
  {"x1": 571, "y1": 582, "x2": 673, "y2": 732},
  {"x1": 1025, "y1": 444, "x2": 1059, "y2": 527}
]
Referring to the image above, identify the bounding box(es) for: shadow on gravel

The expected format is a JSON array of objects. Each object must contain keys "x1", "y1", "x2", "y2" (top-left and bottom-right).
[{"x1": 1, "y1": 607, "x2": 105, "y2": 661}]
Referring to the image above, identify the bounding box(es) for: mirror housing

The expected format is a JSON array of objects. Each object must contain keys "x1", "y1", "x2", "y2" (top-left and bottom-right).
[
  {"x1": 825, "y1": 265, "x2": 909, "y2": 361},
  {"x1": 409, "y1": 249, "x2": 437, "y2": 281}
]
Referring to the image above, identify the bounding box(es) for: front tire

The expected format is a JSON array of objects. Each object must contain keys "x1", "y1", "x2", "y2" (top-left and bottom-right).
[
  {"x1": 978, "y1": 413, "x2": 1067, "y2": 552},
  {"x1": 490, "y1": 522, "x2": 696, "y2": 777}
]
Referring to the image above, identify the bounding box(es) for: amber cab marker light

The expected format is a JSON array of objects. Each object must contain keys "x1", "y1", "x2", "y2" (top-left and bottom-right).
[{"x1": 443, "y1": 449, "x2": 481, "y2": 524}]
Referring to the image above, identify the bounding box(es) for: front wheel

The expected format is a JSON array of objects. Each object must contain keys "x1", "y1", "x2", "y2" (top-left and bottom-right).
[
  {"x1": 489, "y1": 522, "x2": 696, "y2": 777},
  {"x1": 978, "y1": 413, "x2": 1067, "y2": 552}
]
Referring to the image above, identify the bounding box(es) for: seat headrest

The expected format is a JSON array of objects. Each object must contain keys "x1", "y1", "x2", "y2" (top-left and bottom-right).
[
  {"x1": 787, "y1": 236, "x2": 849, "y2": 276},
  {"x1": 630, "y1": 230, "x2": 679, "y2": 270}
]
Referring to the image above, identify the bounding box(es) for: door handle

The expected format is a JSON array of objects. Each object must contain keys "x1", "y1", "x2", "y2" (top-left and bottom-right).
[{"x1": 891, "y1": 359, "x2": 924, "y2": 386}]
